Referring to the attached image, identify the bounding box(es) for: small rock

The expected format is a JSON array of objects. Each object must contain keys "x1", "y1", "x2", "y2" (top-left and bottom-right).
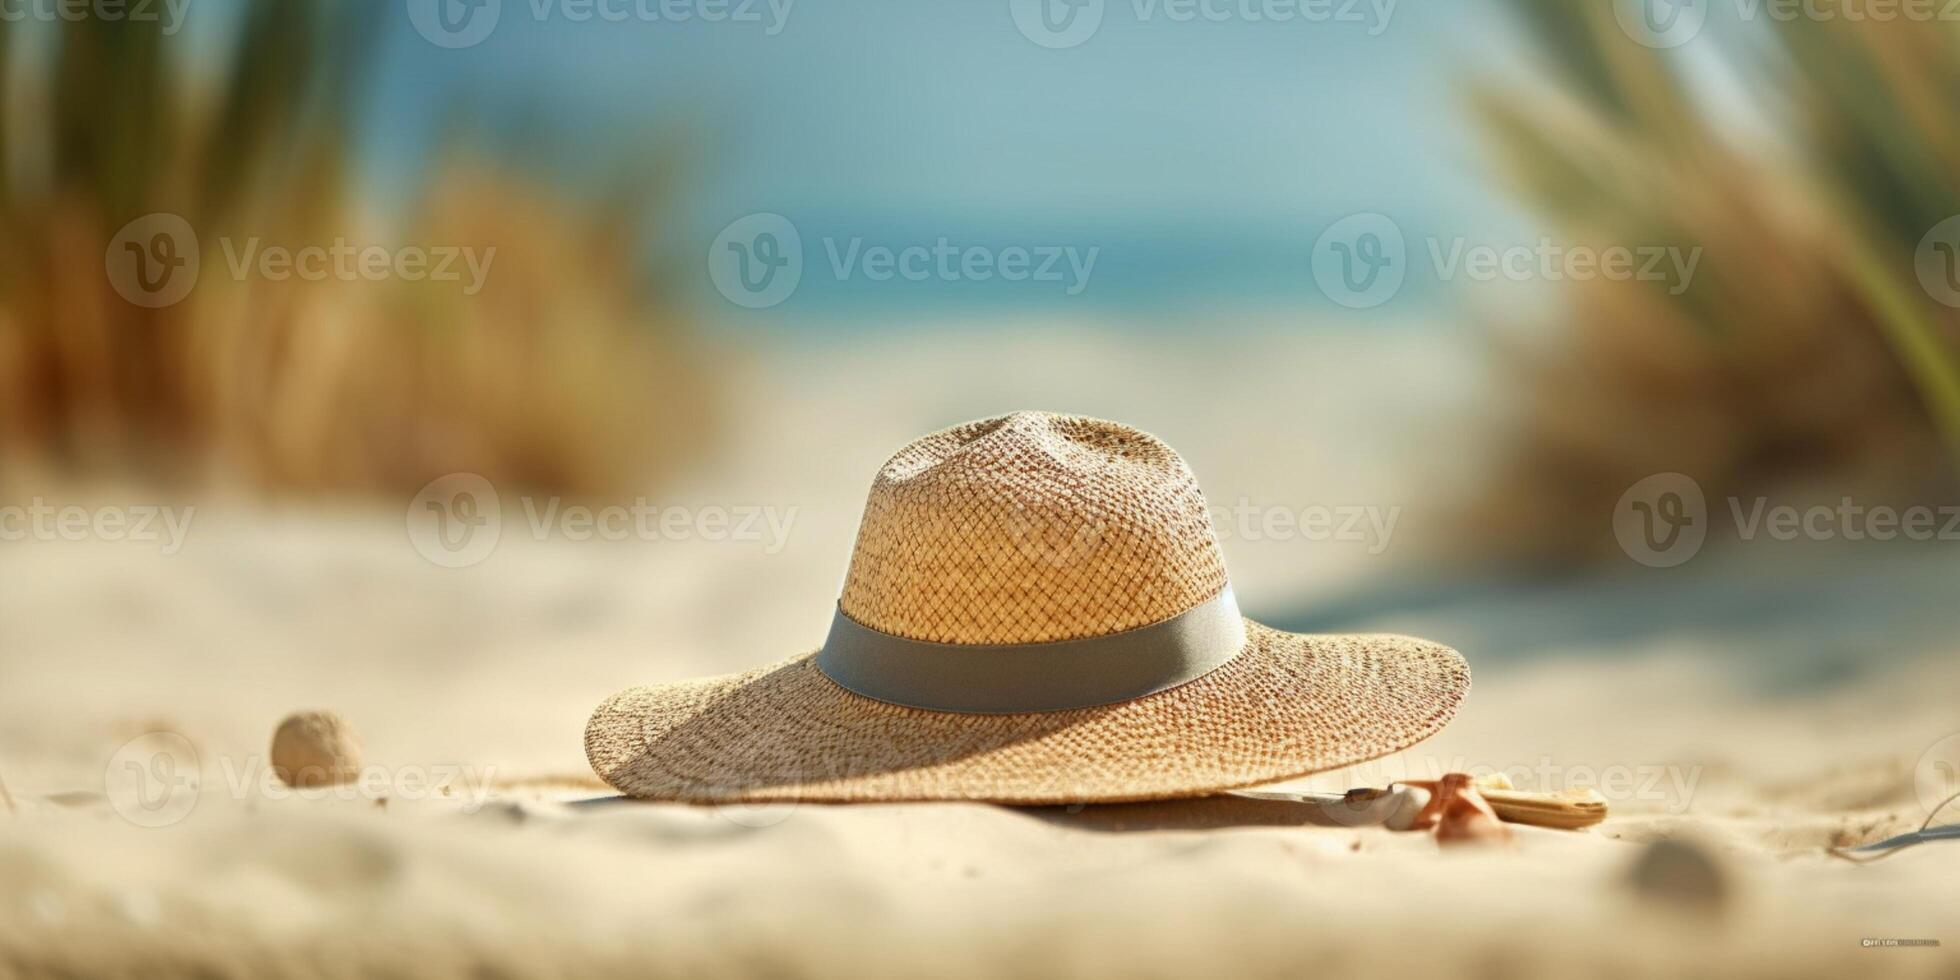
[
  {"x1": 1626, "y1": 836, "x2": 1730, "y2": 914},
  {"x1": 270, "y1": 711, "x2": 362, "y2": 788}
]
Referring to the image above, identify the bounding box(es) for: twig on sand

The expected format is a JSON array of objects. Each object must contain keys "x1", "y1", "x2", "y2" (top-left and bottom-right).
[
  {"x1": 0, "y1": 769, "x2": 16, "y2": 815},
  {"x1": 1831, "y1": 790, "x2": 1960, "y2": 864}
]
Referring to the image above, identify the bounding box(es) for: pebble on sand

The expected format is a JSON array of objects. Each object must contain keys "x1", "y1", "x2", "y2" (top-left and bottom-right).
[
  {"x1": 1626, "y1": 836, "x2": 1731, "y2": 915},
  {"x1": 270, "y1": 711, "x2": 363, "y2": 788}
]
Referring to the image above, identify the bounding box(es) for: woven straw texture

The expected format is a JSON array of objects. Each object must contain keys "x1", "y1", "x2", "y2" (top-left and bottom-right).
[
  {"x1": 840, "y1": 412, "x2": 1226, "y2": 644},
  {"x1": 586, "y1": 412, "x2": 1469, "y2": 803}
]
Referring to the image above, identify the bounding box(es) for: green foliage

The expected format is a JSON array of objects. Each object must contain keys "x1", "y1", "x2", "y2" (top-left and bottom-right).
[
  {"x1": 0, "y1": 2, "x2": 711, "y2": 495},
  {"x1": 1468, "y1": 5, "x2": 1960, "y2": 562}
]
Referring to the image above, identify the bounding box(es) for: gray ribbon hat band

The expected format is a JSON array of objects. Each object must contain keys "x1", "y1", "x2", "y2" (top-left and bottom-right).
[{"x1": 817, "y1": 586, "x2": 1247, "y2": 714}]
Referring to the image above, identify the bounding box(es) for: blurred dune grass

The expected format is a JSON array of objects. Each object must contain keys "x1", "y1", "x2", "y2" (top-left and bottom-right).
[
  {"x1": 0, "y1": 2, "x2": 712, "y2": 497},
  {"x1": 1466, "y1": 2, "x2": 1960, "y2": 563}
]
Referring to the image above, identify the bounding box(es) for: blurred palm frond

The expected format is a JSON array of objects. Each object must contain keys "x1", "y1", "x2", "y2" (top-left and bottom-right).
[
  {"x1": 0, "y1": 1, "x2": 714, "y2": 496},
  {"x1": 1467, "y1": 4, "x2": 1960, "y2": 564}
]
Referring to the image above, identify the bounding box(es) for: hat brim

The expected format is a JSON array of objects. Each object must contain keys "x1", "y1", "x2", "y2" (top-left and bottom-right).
[{"x1": 584, "y1": 620, "x2": 1468, "y2": 805}]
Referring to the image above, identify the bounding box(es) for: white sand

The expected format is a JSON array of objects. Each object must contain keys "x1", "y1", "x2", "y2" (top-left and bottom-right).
[{"x1": 2, "y1": 328, "x2": 1956, "y2": 977}]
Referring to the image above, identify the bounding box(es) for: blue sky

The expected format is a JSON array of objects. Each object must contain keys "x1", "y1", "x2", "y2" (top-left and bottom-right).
[{"x1": 348, "y1": 0, "x2": 1534, "y2": 321}]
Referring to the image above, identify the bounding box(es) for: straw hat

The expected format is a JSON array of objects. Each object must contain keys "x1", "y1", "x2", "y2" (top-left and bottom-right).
[{"x1": 586, "y1": 412, "x2": 1468, "y2": 804}]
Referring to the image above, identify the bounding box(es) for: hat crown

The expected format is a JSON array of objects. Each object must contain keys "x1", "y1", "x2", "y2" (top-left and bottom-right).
[{"x1": 839, "y1": 412, "x2": 1228, "y2": 645}]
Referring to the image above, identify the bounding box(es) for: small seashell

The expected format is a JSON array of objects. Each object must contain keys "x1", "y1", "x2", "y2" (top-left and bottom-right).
[
  {"x1": 1381, "y1": 785, "x2": 1433, "y2": 831},
  {"x1": 270, "y1": 711, "x2": 363, "y2": 789}
]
